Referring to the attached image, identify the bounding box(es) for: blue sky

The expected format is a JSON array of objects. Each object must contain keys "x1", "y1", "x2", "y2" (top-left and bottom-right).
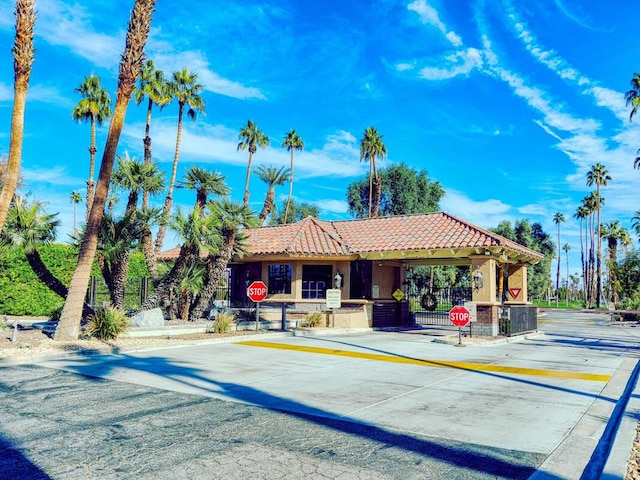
[{"x1": 1, "y1": 0, "x2": 639, "y2": 285}]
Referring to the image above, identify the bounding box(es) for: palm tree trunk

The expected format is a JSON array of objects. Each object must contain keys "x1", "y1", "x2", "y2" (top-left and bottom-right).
[
  {"x1": 243, "y1": 151, "x2": 254, "y2": 206},
  {"x1": 54, "y1": 0, "x2": 156, "y2": 342},
  {"x1": 142, "y1": 97, "x2": 153, "y2": 208},
  {"x1": 258, "y1": 190, "x2": 275, "y2": 225},
  {"x1": 0, "y1": 0, "x2": 35, "y2": 234},
  {"x1": 368, "y1": 157, "x2": 373, "y2": 218},
  {"x1": 86, "y1": 117, "x2": 97, "y2": 222},
  {"x1": 596, "y1": 191, "x2": 602, "y2": 307},
  {"x1": 155, "y1": 102, "x2": 184, "y2": 253},
  {"x1": 110, "y1": 251, "x2": 130, "y2": 309},
  {"x1": 284, "y1": 150, "x2": 294, "y2": 224},
  {"x1": 140, "y1": 243, "x2": 195, "y2": 310},
  {"x1": 141, "y1": 223, "x2": 158, "y2": 280},
  {"x1": 556, "y1": 225, "x2": 561, "y2": 306},
  {"x1": 189, "y1": 240, "x2": 234, "y2": 321}
]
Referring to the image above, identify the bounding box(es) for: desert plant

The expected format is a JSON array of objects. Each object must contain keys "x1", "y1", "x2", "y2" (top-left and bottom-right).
[
  {"x1": 207, "y1": 311, "x2": 235, "y2": 333},
  {"x1": 300, "y1": 311, "x2": 324, "y2": 328},
  {"x1": 84, "y1": 305, "x2": 130, "y2": 340}
]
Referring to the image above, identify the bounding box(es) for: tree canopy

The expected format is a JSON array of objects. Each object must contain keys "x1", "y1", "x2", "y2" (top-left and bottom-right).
[{"x1": 346, "y1": 163, "x2": 444, "y2": 218}]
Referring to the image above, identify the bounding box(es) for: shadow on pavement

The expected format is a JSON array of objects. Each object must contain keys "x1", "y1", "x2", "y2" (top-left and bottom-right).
[{"x1": 0, "y1": 434, "x2": 51, "y2": 480}]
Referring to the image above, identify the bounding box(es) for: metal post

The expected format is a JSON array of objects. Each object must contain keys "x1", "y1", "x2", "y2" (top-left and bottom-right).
[
  {"x1": 281, "y1": 302, "x2": 287, "y2": 330},
  {"x1": 255, "y1": 302, "x2": 260, "y2": 331},
  {"x1": 458, "y1": 327, "x2": 462, "y2": 345}
]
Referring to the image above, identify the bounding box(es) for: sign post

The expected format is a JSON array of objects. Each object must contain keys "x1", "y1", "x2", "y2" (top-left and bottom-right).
[
  {"x1": 449, "y1": 305, "x2": 471, "y2": 346},
  {"x1": 326, "y1": 289, "x2": 341, "y2": 327},
  {"x1": 247, "y1": 281, "x2": 268, "y2": 331}
]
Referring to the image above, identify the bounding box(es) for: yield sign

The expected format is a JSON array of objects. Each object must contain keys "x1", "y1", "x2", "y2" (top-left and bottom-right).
[{"x1": 509, "y1": 288, "x2": 522, "y2": 299}]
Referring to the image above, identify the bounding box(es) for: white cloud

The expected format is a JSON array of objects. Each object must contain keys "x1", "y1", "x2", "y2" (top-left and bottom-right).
[
  {"x1": 440, "y1": 190, "x2": 513, "y2": 229},
  {"x1": 408, "y1": 0, "x2": 462, "y2": 47},
  {"x1": 0, "y1": 82, "x2": 11, "y2": 101},
  {"x1": 35, "y1": 0, "x2": 124, "y2": 69},
  {"x1": 151, "y1": 49, "x2": 266, "y2": 100},
  {"x1": 419, "y1": 48, "x2": 483, "y2": 80}
]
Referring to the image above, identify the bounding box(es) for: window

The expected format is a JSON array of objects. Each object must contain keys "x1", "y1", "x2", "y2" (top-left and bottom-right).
[
  {"x1": 302, "y1": 265, "x2": 333, "y2": 299},
  {"x1": 268, "y1": 264, "x2": 292, "y2": 294}
]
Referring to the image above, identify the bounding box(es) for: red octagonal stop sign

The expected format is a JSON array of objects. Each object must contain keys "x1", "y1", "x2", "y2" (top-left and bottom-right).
[
  {"x1": 449, "y1": 305, "x2": 470, "y2": 327},
  {"x1": 247, "y1": 280, "x2": 268, "y2": 302}
]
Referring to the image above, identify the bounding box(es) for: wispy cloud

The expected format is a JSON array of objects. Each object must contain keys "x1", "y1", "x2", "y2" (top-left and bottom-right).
[
  {"x1": 441, "y1": 190, "x2": 514, "y2": 228},
  {"x1": 408, "y1": 0, "x2": 462, "y2": 47}
]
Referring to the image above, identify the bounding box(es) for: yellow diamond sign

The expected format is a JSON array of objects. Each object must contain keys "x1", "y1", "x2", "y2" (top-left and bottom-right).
[{"x1": 392, "y1": 288, "x2": 405, "y2": 301}]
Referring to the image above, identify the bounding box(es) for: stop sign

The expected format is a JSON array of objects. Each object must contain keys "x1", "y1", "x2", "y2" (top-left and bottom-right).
[
  {"x1": 449, "y1": 305, "x2": 470, "y2": 327},
  {"x1": 247, "y1": 280, "x2": 268, "y2": 302}
]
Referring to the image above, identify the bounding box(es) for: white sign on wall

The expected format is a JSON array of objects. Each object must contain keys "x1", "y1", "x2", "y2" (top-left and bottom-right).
[{"x1": 326, "y1": 289, "x2": 342, "y2": 309}]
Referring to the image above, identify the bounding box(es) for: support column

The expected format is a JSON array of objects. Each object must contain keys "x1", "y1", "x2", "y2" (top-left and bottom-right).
[
  {"x1": 506, "y1": 264, "x2": 529, "y2": 304},
  {"x1": 470, "y1": 255, "x2": 500, "y2": 336}
]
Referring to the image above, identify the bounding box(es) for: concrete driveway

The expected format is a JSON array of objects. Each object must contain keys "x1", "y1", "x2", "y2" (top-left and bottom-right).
[{"x1": 1, "y1": 310, "x2": 639, "y2": 479}]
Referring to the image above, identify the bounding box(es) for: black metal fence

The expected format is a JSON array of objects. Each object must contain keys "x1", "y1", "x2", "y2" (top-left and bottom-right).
[
  {"x1": 499, "y1": 305, "x2": 537, "y2": 336},
  {"x1": 408, "y1": 287, "x2": 472, "y2": 326}
]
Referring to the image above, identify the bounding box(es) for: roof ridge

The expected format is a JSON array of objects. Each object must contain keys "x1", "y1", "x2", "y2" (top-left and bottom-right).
[{"x1": 308, "y1": 217, "x2": 351, "y2": 253}]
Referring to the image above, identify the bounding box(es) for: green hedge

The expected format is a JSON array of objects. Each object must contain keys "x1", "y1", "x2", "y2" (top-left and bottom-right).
[{"x1": 0, "y1": 244, "x2": 148, "y2": 317}]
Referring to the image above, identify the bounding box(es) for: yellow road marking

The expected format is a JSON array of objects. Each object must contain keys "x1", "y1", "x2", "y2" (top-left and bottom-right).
[{"x1": 236, "y1": 340, "x2": 611, "y2": 382}]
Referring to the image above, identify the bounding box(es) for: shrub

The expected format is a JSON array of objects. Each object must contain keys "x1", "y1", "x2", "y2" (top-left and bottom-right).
[
  {"x1": 207, "y1": 311, "x2": 236, "y2": 334},
  {"x1": 300, "y1": 311, "x2": 324, "y2": 328},
  {"x1": 84, "y1": 305, "x2": 130, "y2": 340},
  {"x1": 0, "y1": 316, "x2": 7, "y2": 331}
]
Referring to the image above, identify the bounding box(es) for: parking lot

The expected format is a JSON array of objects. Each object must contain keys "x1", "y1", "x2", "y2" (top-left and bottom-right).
[{"x1": 1, "y1": 310, "x2": 639, "y2": 479}]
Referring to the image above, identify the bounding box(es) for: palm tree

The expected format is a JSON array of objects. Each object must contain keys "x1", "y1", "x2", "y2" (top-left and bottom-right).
[
  {"x1": 155, "y1": 67, "x2": 205, "y2": 253},
  {"x1": 189, "y1": 200, "x2": 259, "y2": 321},
  {"x1": 180, "y1": 166, "x2": 229, "y2": 210},
  {"x1": 71, "y1": 74, "x2": 112, "y2": 220},
  {"x1": 133, "y1": 59, "x2": 170, "y2": 208},
  {"x1": 282, "y1": 130, "x2": 304, "y2": 224},
  {"x1": 1, "y1": 196, "x2": 67, "y2": 299},
  {"x1": 69, "y1": 190, "x2": 82, "y2": 232},
  {"x1": 112, "y1": 154, "x2": 165, "y2": 281},
  {"x1": 586, "y1": 163, "x2": 611, "y2": 308},
  {"x1": 360, "y1": 127, "x2": 387, "y2": 217},
  {"x1": 600, "y1": 220, "x2": 628, "y2": 308},
  {"x1": 625, "y1": 73, "x2": 640, "y2": 121},
  {"x1": 237, "y1": 120, "x2": 269, "y2": 207},
  {"x1": 254, "y1": 165, "x2": 289, "y2": 225},
  {"x1": 562, "y1": 243, "x2": 570, "y2": 305},
  {"x1": 140, "y1": 206, "x2": 219, "y2": 311},
  {"x1": 552, "y1": 212, "x2": 565, "y2": 305},
  {"x1": 574, "y1": 206, "x2": 588, "y2": 300},
  {"x1": 0, "y1": 0, "x2": 36, "y2": 235},
  {"x1": 55, "y1": 0, "x2": 156, "y2": 342}
]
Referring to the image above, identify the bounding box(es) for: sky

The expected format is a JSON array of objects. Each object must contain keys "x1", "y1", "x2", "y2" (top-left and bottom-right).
[{"x1": 1, "y1": 0, "x2": 639, "y2": 287}]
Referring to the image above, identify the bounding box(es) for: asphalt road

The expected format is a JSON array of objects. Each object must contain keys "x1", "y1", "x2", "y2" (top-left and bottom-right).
[{"x1": 1, "y1": 310, "x2": 639, "y2": 479}]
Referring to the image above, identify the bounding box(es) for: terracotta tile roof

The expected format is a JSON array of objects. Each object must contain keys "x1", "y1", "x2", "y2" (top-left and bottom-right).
[
  {"x1": 159, "y1": 213, "x2": 543, "y2": 263},
  {"x1": 243, "y1": 212, "x2": 543, "y2": 262},
  {"x1": 246, "y1": 216, "x2": 350, "y2": 256}
]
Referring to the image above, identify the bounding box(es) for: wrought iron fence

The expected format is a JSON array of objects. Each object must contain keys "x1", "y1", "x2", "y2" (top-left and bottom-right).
[{"x1": 408, "y1": 287, "x2": 472, "y2": 326}]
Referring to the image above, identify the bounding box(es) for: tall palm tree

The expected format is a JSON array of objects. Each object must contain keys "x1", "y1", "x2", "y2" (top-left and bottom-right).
[
  {"x1": 133, "y1": 59, "x2": 170, "y2": 209},
  {"x1": 586, "y1": 163, "x2": 611, "y2": 308},
  {"x1": 360, "y1": 127, "x2": 387, "y2": 217},
  {"x1": 155, "y1": 67, "x2": 205, "y2": 253},
  {"x1": 562, "y1": 243, "x2": 570, "y2": 305},
  {"x1": 237, "y1": 120, "x2": 269, "y2": 207},
  {"x1": 72, "y1": 74, "x2": 112, "y2": 220},
  {"x1": 282, "y1": 130, "x2": 304, "y2": 224},
  {"x1": 69, "y1": 190, "x2": 82, "y2": 233},
  {"x1": 0, "y1": 0, "x2": 36, "y2": 235},
  {"x1": 254, "y1": 164, "x2": 289, "y2": 225},
  {"x1": 582, "y1": 193, "x2": 598, "y2": 307},
  {"x1": 55, "y1": 0, "x2": 156, "y2": 342},
  {"x1": 189, "y1": 200, "x2": 259, "y2": 321},
  {"x1": 574, "y1": 206, "x2": 588, "y2": 300},
  {"x1": 552, "y1": 212, "x2": 565, "y2": 305}
]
